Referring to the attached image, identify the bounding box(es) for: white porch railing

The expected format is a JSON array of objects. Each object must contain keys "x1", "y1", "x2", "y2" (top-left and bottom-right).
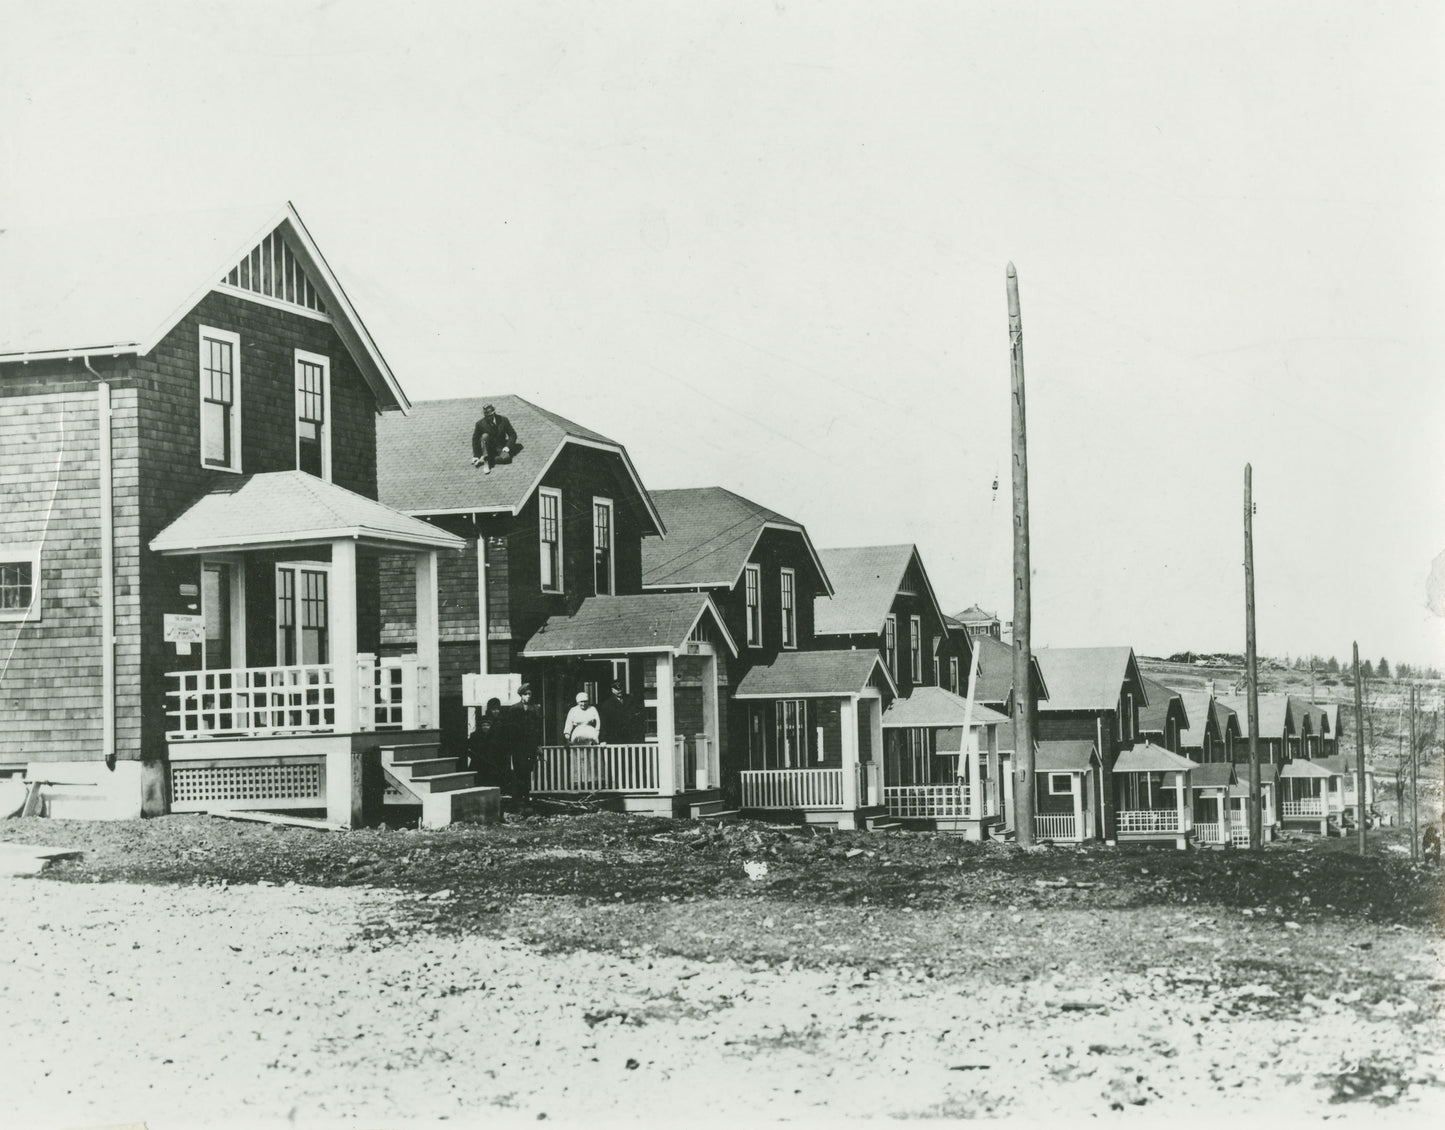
[
  {"x1": 1283, "y1": 798, "x2": 1326, "y2": 818},
  {"x1": 533, "y1": 743, "x2": 662, "y2": 794},
  {"x1": 167, "y1": 656, "x2": 433, "y2": 740},
  {"x1": 1117, "y1": 809, "x2": 1183, "y2": 835},
  {"x1": 1034, "y1": 812, "x2": 1079, "y2": 841},
  {"x1": 885, "y1": 784, "x2": 967, "y2": 819},
  {"x1": 860, "y1": 763, "x2": 881, "y2": 807},
  {"x1": 1195, "y1": 821, "x2": 1225, "y2": 844},
  {"x1": 741, "y1": 768, "x2": 844, "y2": 809},
  {"x1": 1230, "y1": 822, "x2": 1251, "y2": 847}
]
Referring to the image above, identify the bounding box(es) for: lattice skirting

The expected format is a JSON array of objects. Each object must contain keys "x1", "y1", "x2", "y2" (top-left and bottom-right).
[{"x1": 171, "y1": 759, "x2": 325, "y2": 811}]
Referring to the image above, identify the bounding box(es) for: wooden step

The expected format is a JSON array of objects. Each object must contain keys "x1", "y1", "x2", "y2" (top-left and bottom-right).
[
  {"x1": 398, "y1": 757, "x2": 459, "y2": 776},
  {"x1": 405, "y1": 771, "x2": 476, "y2": 793},
  {"x1": 696, "y1": 808, "x2": 741, "y2": 822},
  {"x1": 382, "y1": 742, "x2": 442, "y2": 764}
]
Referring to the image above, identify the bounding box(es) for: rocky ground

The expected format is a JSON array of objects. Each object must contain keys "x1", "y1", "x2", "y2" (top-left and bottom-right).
[{"x1": 2, "y1": 812, "x2": 1443, "y2": 1126}]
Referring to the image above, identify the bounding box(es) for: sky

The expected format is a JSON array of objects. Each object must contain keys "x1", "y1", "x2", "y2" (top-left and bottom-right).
[{"x1": 3, "y1": 1, "x2": 1442, "y2": 668}]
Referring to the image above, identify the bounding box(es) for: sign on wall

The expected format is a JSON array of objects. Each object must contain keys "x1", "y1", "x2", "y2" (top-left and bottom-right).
[{"x1": 164, "y1": 613, "x2": 206, "y2": 655}]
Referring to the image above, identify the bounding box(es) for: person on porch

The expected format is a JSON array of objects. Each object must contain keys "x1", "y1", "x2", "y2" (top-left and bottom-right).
[
  {"x1": 597, "y1": 683, "x2": 631, "y2": 746},
  {"x1": 565, "y1": 691, "x2": 601, "y2": 790},
  {"x1": 469, "y1": 698, "x2": 505, "y2": 786},
  {"x1": 506, "y1": 684, "x2": 542, "y2": 804},
  {"x1": 471, "y1": 403, "x2": 518, "y2": 474}
]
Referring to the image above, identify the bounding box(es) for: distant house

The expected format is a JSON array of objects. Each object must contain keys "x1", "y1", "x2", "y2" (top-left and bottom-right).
[
  {"x1": 963, "y1": 629, "x2": 1049, "y2": 834},
  {"x1": 1176, "y1": 689, "x2": 1240, "y2": 763},
  {"x1": 952, "y1": 604, "x2": 1002, "y2": 642},
  {"x1": 1217, "y1": 693, "x2": 1292, "y2": 765},
  {"x1": 1034, "y1": 738, "x2": 1102, "y2": 843},
  {"x1": 0, "y1": 203, "x2": 475, "y2": 826},
  {"x1": 1139, "y1": 676, "x2": 1189, "y2": 753},
  {"x1": 1190, "y1": 761, "x2": 1236, "y2": 846},
  {"x1": 1112, "y1": 741, "x2": 1196, "y2": 849}
]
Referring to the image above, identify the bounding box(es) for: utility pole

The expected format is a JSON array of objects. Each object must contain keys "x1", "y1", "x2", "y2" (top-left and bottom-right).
[
  {"x1": 1410, "y1": 683, "x2": 1419, "y2": 860},
  {"x1": 1353, "y1": 642, "x2": 1366, "y2": 856},
  {"x1": 1244, "y1": 464, "x2": 1262, "y2": 850},
  {"x1": 1007, "y1": 262, "x2": 1036, "y2": 848}
]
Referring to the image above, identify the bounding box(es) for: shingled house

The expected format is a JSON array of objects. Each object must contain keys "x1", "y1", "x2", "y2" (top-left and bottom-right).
[
  {"x1": 0, "y1": 204, "x2": 478, "y2": 826},
  {"x1": 1176, "y1": 689, "x2": 1240, "y2": 763},
  {"x1": 1139, "y1": 676, "x2": 1189, "y2": 753},
  {"x1": 377, "y1": 397, "x2": 738, "y2": 817}
]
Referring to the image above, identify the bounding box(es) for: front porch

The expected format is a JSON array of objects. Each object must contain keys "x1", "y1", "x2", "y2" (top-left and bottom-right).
[
  {"x1": 1033, "y1": 739, "x2": 1102, "y2": 844},
  {"x1": 1280, "y1": 759, "x2": 1333, "y2": 834},
  {"x1": 1113, "y1": 742, "x2": 1195, "y2": 850},
  {"x1": 1190, "y1": 762, "x2": 1236, "y2": 847}
]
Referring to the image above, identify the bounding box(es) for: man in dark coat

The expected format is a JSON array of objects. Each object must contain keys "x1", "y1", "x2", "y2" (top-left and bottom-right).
[
  {"x1": 471, "y1": 403, "x2": 518, "y2": 474},
  {"x1": 506, "y1": 683, "x2": 542, "y2": 803}
]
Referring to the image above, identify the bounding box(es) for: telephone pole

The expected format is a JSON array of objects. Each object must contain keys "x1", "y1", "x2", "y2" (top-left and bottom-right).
[
  {"x1": 1410, "y1": 683, "x2": 1419, "y2": 860},
  {"x1": 1353, "y1": 642, "x2": 1366, "y2": 856},
  {"x1": 1007, "y1": 263, "x2": 1036, "y2": 848},
  {"x1": 1244, "y1": 465, "x2": 1262, "y2": 850}
]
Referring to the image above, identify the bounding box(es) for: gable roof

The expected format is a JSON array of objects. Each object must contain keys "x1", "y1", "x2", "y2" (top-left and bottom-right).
[
  {"x1": 1190, "y1": 762, "x2": 1236, "y2": 789},
  {"x1": 1139, "y1": 676, "x2": 1189, "y2": 735},
  {"x1": 148, "y1": 471, "x2": 465, "y2": 555},
  {"x1": 518, "y1": 593, "x2": 736, "y2": 658},
  {"x1": 1217, "y1": 693, "x2": 1290, "y2": 739},
  {"x1": 1036, "y1": 739, "x2": 1100, "y2": 773},
  {"x1": 1176, "y1": 691, "x2": 1213, "y2": 747},
  {"x1": 814, "y1": 544, "x2": 947, "y2": 638},
  {"x1": 964, "y1": 632, "x2": 1050, "y2": 706},
  {"x1": 734, "y1": 649, "x2": 898, "y2": 700},
  {"x1": 1034, "y1": 647, "x2": 1146, "y2": 713},
  {"x1": 376, "y1": 395, "x2": 662, "y2": 532},
  {"x1": 1114, "y1": 742, "x2": 1195, "y2": 774},
  {"x1": 953, "y1": 605, "x2": 1000, "y2": 625},
  {"x1": 642, "y1": 486, "x2": 831, "y2": 594},
  {"x1": 0, "y1": 202, "x2": 408, "y2": 411},
  {"x1": 882, "y1": 686, "x2": 1011, "y2": 729}
]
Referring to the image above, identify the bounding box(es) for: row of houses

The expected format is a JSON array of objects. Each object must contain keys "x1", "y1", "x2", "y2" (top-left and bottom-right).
[{"x1": 0, "y1": 205, "x2": 1370, "y2": 844}]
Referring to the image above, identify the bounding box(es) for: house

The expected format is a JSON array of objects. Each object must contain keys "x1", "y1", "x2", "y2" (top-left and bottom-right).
[
  {"x1": 961, "y1": 628, "x2": 1049, "y2": 834},
  {"x1": 1034, "y1": 738, "x2": 1103, "y2": 843},
  {"x1": 0, "y1": 203, "x2": 483, "y2": 827},
  {"x1": 639, "y1": 486, "x2": 857, "y2": 816},
  {"x1": 1112, "y1": 741, "x2": 1195, "y2": 849},
  {"x1": 1313, "y1": 754, "x2": 1375, "y2": 823},
  {"x1": 1139, "y1": 676, "x2": 1189, "y2": 753},
  {"x1": 1217, "y1": 693, "x2": 1291, "y2": 764},
  {"x1": 1227, "y1": 762, "x2": 1279, "y2": 844},
  {"x1": 1279, "y1": 758, "x2": 1333, "y2": 834},
  {"x1": 1189, "y1": 761, "x2": 1236, "y2": 846},
  {"x1": 880, "y1": 686, "x2": 1010, "y2": 834},
  {"x1": 1033, "y1": 646, "x2": 1150, "y2": 840},
  {"x1": 377, "y1": 398, "x2": 738, "y2": 817},
  {"x1": 952, "y1": 604, "x2": 1003, "y2": 642},
  {"x1": 1176, "y1": 689, "x2": 1241, "y2": 763}
]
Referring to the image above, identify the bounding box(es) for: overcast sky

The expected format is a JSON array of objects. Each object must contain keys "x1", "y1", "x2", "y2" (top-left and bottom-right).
[{"x1": 3, "y1": 1, "x2": 1441, "y2": 668}]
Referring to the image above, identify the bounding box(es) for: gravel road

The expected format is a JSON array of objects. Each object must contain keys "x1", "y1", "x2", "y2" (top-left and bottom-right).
[{"x1": 4, "y1": 875, "x2": 1442, "y2": 1127}]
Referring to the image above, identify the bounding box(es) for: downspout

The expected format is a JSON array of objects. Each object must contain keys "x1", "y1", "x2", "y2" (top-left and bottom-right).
[
  {"x1": 475, "y1": 514, "x2": 489, "y2": 676},
  {"x1": 85, "y1": 361, "x2": 116, "y2": 771}
]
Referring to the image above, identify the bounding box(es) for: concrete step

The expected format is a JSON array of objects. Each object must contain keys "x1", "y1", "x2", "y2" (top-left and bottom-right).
[
  {"x1": 398, "y1": 757, "x2": 459, "y2": 776},
  {"x1": 382, "y1": 743, "x2": 442, "y2": 764},
  {"x1": 690, "y1": 798, "x2": 729, "y2": 817},
  {"x1": 421, "y1": 785, "x2": 502, "y2": 830},
  {"x1": 404, "y1": 771, "x2": 476, "y2": 793},
  {"x1": 696, "y1": 808, "x2": 741, "y2": 822},
  {"x1": 864, "y1": 814, "x2": 902, "y2": 831}
]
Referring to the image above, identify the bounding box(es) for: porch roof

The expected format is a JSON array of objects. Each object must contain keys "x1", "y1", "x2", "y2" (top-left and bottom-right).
[
  {"x1": 519, "y1": 593, "x2": 738, "y2": 659},
  {"x1": 734, "y1": 648, "x2": 897, "y2": 700},
  {"x1": 1114, "y1": 742, "x2": 1196, "y2": 774},
  {"x1": 1312, "y1": 755, "x2": 1351, "y2": 776},
  {"x1": 1190, "y1": 762, "x2": 1236, "y2": 789},
  {"x1": 1036, "y1": 739, "x2": 1099, "y2": 773},
  {"x1": 882, "y1": 686, "x2": 1010, "y2": 729},
  {"x1": 1280, "y1": 758, "x2": 1334, "y2": 779},
  {"x1": 148, "y1": 472, "x2": 466, "y2": 554}
]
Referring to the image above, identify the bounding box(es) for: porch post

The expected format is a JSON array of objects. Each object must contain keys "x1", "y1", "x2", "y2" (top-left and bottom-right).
[
  {"x1": 331, "y1": 538, "x2": 359, "y2": 732},
  {"x1": 415, "y1": 549, "x2": 440, "y2": 730},
  {"x1": 1175, "y1": 771, "x2": 1188, "y2": 848},
  {"x1": 840, "y1": 697, "x2": 860, "y2": 811},
  {"x1": 1070, "y1": 772, "x2": 1082, "y2": 840},
  {"x1": 655, "y1": 651, "x2": 677, "y2": 796},
  {"x1": 703, "y1": 652, "x2": 720, "y2": 790},
  {"x1": 967, "y1": 726, "x2": 982, "y2": 819}
]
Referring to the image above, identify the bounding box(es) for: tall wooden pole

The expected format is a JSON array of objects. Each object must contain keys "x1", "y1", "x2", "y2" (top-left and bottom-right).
[
  {"x1": 1244, "y1": 465, "x2": 1262, "y2": 850},
  {"x1": 1007, "y1": 263, "x2": 1036, "y2": 847},
  {"x1": 1410, "y1": 683, "x2": 1419, "y2": 860},
  {"x1": 1353, "y1": 642, "x2": 1367, "y2": 856}
]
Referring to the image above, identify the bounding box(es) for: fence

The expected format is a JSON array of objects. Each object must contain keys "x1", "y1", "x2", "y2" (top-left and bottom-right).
[
  {"x1": 1116, "y1": 808, "x2": 1183, "y2": 835},
  {"x1": 166, "y1": 665, "x2": 337, "y2": 739},
  {"x1": 741, "y1": 768, "x2": 845, "y2": 809},
  {"x1": 884, "y1": 784, "x2": 967, "y2": 819},
  {"x1": 532, "y1": 743, "x2": 662, "y2": 793},
  {"x1": 1283, "y1": 798, "x2": 1326, "y2": 818}
]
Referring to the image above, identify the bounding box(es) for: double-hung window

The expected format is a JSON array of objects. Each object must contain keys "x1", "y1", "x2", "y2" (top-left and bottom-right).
[
  {"x1": 592, "y1": 497, "x2": 614, "y2": 595},
  {"x1": 884, "y1": 614, "x2": 898, "y2": 678},
  {"x1": 199, "y1": 327, "x2": 241, "y2": 472},
  {"x1": 539, "y1": 488, "x2": 563, "y2": 593},
  {"x1": 744, "y1": 564, "x2": 762, "y2": 647},
  {"x1": 909, "y1": 615, "x2": 923, "y2": 684},
  {"x1": 776, "y1": 699, "x2": 807, "y2": 768},
  {"x1": 779, "y1": 567, "x2": 796, "y2": 648},
  {"x1": 0, "y1": 544, "x2": 40, "y2": 622},
  {"x1": 294, "y1": 350, "x2": 330, "y2": 479},
  {"x1": 276, "y1": 563, "x2": 329, "y2": 666},
  {"x1": 950, "y1": 657, "x2": 960, "y2": 695}
]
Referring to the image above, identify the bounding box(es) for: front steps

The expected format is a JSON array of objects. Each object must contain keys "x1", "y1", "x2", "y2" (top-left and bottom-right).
[{"x1": 381, "y1": 741, "x2": 500, "y2": 830}]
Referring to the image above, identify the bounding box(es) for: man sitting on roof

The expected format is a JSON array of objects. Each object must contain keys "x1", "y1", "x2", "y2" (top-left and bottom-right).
[{"x1": 471, "y1": 403, "x2": 518, "y2": 474}]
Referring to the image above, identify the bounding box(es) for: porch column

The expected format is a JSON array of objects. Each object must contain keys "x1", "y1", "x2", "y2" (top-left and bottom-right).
[
  {"x1": 415, "y1": 549, "x2": 440, "y2": 729},
  {"x1": 331, "y1": 538, "x2": 359, "y2": 732},
  {"x1": 967, "y1": 726, "x2": 982, "y2": 819},
  {"x1": 1175, "y1": 771, "x2": 1188, "y2": 847},
  {"x1": 703, "y1": 653, "x2": 720, "y2": 790},
  {"x1": 840, "y1": 697, "x2": 859, "y2": 810},
  {"x1": 655, "y1": 651, "x2": 677, "y2": 796},
  {"x1": 1070, "y1": 773, "x2": 1082, "y2": 840}
]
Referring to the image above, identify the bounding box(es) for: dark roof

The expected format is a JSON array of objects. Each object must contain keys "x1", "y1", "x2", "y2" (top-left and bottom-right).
[
  {"x1": 641, "y1": 486, "x2": 830, "y2": 593},
  {"x1": 377, "y1": 395, "x2": 662, "y2": 530},
  {"x1": 1176, "y1": 690, "x2": 1213, "y2": 747},
  {"x1": 1035, "y1": 647, "x2": 1144, "y2": 713},
  {"x1": 1217, "y1": 694, "x2": 1290, "y2": 739},
  {"x1": 1139, "y1": 676, "x2": 1188, "y2": 734},
  {"x1": 519, "y1": 594, "x2": 735, "y2": 658},
  {"x1": 1191, "y1": 762, "x2": 1236, "y2": 789},
  {"x1": 882, "y1": 686, "x2": 1010, "y2": 729},
  {"x1": 1036, "y1": 739, "x2": 1099, "y2": 772},
  {"x1": 970, "y1": 634, "x2": 1049, "y2": 705},
  {"x1": 149, "y1": 472, "x2": 464, "y2": 554},
  {"x1": 734, "y1": 649, "x2": 896, "y2": 699},
  {"x1": 814, "y1": 545, "x2": 944, "y2": 637}
]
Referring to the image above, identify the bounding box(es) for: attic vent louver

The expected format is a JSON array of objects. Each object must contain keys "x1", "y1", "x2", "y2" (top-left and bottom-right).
[{"x1": 222, "y1": 229, "x2": 328, "y2": 315}]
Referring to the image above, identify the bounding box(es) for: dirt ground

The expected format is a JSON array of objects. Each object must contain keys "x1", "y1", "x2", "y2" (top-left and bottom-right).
[{"x1": 3, "y1": 812, "x2": 1444, "y2": 1126}]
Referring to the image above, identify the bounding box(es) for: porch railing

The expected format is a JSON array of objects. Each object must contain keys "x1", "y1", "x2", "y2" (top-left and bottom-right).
[
  {"x1": 1230, "y1": 822, "x2": 1252, "y2": 847},
  {"x1": 1283, "y1": 798, "x2": 1326, "y2": 818},
  {"x1": 1034, "y1": 812, "x2": 1079, "y2": 841},
  {"x1": 532, "y1": 743, "x2": 662, "y2": 794},
  {"x1": 741, "y1": 768, "x2": 844, "y2": 809},
  {"x1": 1194, "y1": 820, "x2": 1225, "y2": 844},
  {"x1": 885, "y1": 784, "x2": 967, "y2": 819},
  {"x1": 1116, "y1": 809, "x2": 1183, "y2": 835}
]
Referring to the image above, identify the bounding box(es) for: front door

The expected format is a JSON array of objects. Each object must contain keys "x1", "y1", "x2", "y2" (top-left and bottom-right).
[{"x1": 276, "y1": 563, "x2": 330, "y2": 666}]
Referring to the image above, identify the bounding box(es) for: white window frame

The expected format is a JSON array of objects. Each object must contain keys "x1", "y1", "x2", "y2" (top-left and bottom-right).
[
  {"x1": 539, "y1": 487, "x2": 564, "y2": 594},
  {"x1": 950, "y1": 657, "x2": 960, "y2": 695},
  {"x1": 910, "y1": 615, "x2": 923, "y2": 684},
  {"x1": 779, "y1": 567, "x2": 797, "y2": 649},
  {"x1": 274, "y1": 560, "x2": 330, "y2": 667},
  {"x1": 884, "y1": 614, "x2": 898, "y2": 678},
  {"x1": 592, "y1": 496, "x2": 615, "y2": 596},
  {"x1": 293, "y1": 349, "x2": 332, "y2": 481},
  {"x1": 744, "y1": 563, "x2": 762, "y2": 648},
  {"x1": 201, "y1": 557, "x2": 246, "y2": 669},
  {"x1": 198, "y1": 326, "x2": 242, "y2": 473},
  {"x1": 1048, "y1": 773, "x2": 1072, "y2": 796},
  {"x1": 0, "y1": 543, "x2": 41, "y2": 622}
]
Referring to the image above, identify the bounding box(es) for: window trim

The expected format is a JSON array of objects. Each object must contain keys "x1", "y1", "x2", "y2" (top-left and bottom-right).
[
  {"x1": 779, "y1": 567, "x2": 797, "y2": 650},
  {"x1": 274, "y1": 561, "x2": 330, "y2": 666},
  {"x1": 592, "y1": 496, "x2": 615, "y2": 596},
  {"x1": 950, "y1": 656, "x2": 961, "y2": 695},
  {"x1": 293, "y1": 348, "x2": 332, "y2": 481},
  {"x1": 884, "y1": 614, "x2": 898, "y2": 678},
  {"x1": 909, "y1": 615, "x2": 923, "y2": 684},
  {"x1": 198, "y1": 326, "x2": 242, "y2": 473},
  {"x1": 539, "y1": 487, "x2": 564, "y2": 594},
  {"x1": 1048, "y1": 772, "x2": 1072, "y2": 796},
  {"x1": 201, "y1": 557, "x2": 246, "y2": 669},
  {"x1": 0, "y1": 543, "x2": 41, "y2": 622},
  {"x1": 744, "y1": 563, "x2": 762, "y2": 648}
]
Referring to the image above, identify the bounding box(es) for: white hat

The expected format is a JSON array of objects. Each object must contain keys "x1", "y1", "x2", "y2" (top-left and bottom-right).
[{"x1": 575, "y1": 691, "x2": 589, "y2": 703}]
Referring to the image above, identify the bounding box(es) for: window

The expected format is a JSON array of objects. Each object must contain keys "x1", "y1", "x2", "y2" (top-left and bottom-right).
[
  {"x1": 199, "y1": 327, "x2": 241, "y2": 471},
  {"x1": 201, "y1": 562, "x2": 234, "y2": 669},
  {"x1": 779, "y1": 568, "x2": 796, "y2": 648},
  {"x1": 0, "y1": 545, "x2": 40, "y2": 622},
  {"x1": 950, "y1": 657, "x2": 961, "y2": 695},
  {"x1": 744, "y1": 564, "x2": 762, "y2": 647},
  {"x1": 294, "y1": 350, "x2": 330, "y2": 479},
  {"x1": 910, "y1": 616, "x2": 923, "y2": 684},
  {"x1": 592, "y1": 498, "x2": 614, "y2": 595},
  {"x1": 776, "y1": 700, "x2": 807, "y2": 768},
  {"x1": 539, "y1": 488, "x2": 563, "y2": 593},
  {"x1": 884, "y1": 614, "x2": 897, "y2": 678},
  {"x1": 1048, "y1": 773, "x2": 1072, "y2": 795},
  {"x1": 609, "y1": 659, "x2": 629, "y2": 696},
  {"x1": 276, "y1": 564, "x2": 328, "y2": 665}
]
